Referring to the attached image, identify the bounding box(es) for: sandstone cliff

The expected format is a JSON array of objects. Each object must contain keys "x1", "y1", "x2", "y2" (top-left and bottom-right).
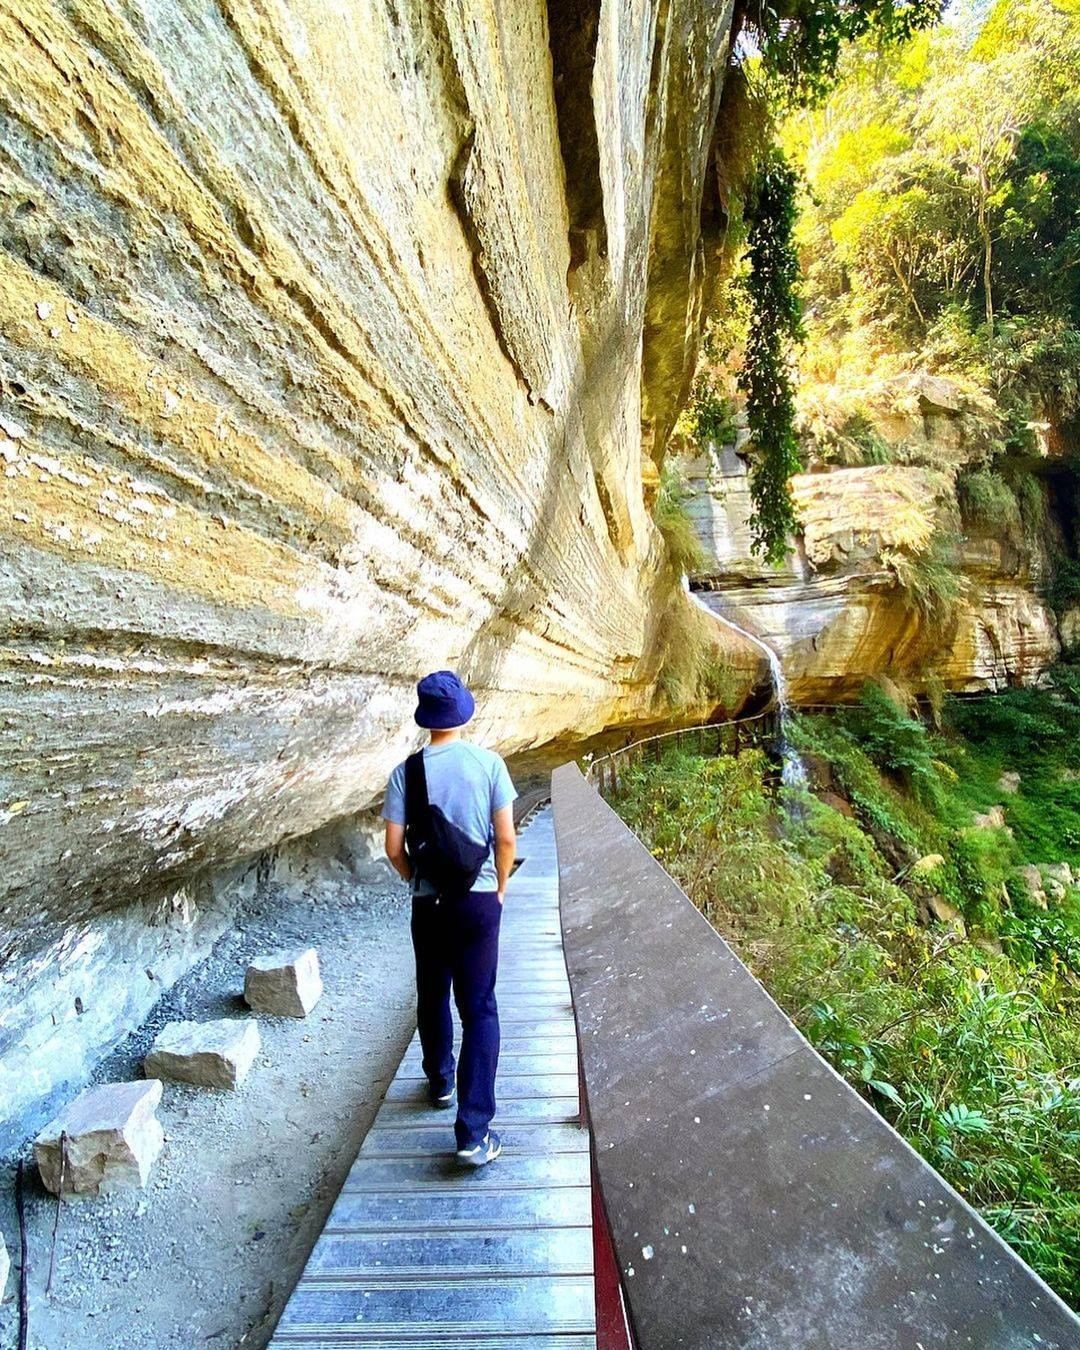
[
  {"x1": 685, "y1": 375, "x2": 1066, "y2": 702},
  {"x1": 0, "y1": 0, "x2": 769, "y2": 1139}
]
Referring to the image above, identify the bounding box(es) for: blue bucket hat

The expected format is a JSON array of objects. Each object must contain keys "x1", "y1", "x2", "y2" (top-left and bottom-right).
[{"x1": 414, "y1": 670, "x2": 475, "y2": 729}]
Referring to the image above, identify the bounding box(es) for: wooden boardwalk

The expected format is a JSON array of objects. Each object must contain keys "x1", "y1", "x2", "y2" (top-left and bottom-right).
[{"x1": 270, "y1": 808, "x2": 596, "y2": 1347}]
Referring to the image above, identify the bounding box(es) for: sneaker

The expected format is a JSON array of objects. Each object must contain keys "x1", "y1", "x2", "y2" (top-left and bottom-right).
[
  {"x1": 429, "y1": 1084, "x2": 455, "y2": 1109},
  {"x1": 455, "y1": 1131, "x2": 502, "y2": 1166}
]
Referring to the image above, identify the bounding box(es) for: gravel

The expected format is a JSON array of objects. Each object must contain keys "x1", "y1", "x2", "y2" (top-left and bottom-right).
[{"x1": 0, "y1": 862, "x2": 416, "y2": 1349}]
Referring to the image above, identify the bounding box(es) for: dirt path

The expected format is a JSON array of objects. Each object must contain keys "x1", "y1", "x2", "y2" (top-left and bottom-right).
[{"x1": 0, "y1": 863, "x2": 417, "y2": 1350}]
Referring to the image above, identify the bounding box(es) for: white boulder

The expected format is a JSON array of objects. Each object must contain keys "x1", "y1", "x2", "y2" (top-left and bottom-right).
[
  {"x1": 35, "y1": 1080, "x2": 164, "y2": 1196},
  {"x1": 144, "y1": 1018, "x2": 260, "y2": 1090},
  {"x1": 244, "y1": 947, "x2": 323, "y2": 1018}
]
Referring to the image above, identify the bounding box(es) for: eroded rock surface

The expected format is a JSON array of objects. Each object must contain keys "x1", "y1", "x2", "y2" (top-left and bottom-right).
[
  {"x1": 686, "y1": 423, "x2": 1063, "y2": 700},
  {"x1": 0, "y1": 0, "x2": 757, "y2": 1139},
  {"x1": 34, "y1": 1080, "x2": 165, "y2": 1196}
]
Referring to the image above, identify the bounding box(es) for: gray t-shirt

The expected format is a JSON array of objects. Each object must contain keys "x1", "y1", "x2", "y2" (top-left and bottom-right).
[{"x1": 382, "y1": 741, "x2": 517, "y2": 894}]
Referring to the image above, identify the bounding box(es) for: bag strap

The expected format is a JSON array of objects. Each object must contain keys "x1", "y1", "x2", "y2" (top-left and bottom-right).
[{"x1": 404, "y1": 750, "x2": 430, "y2": 841}]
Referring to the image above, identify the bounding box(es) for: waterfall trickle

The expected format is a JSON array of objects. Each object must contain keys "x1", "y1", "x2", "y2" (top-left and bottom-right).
[{"x1": 684, "y1": 580, "x2": 808, "y2": 791}]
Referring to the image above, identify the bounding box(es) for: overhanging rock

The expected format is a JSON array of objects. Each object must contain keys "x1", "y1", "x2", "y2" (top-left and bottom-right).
[{"x1": 0, "y1": 0, "x2": 759, "y2": 1141}]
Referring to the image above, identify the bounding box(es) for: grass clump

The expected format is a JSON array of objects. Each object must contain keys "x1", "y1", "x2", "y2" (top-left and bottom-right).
[
  {"x1": 654, "y1": 601, "x2": 744, "y2": 715},
  {"x1": 882, "y1": 527, "x2": 965, "y2": 623},
  {"x1": 614, "y1": 667, "x2": 1080, "y2": 1307},
  {"x1": 654, "y1": 463, "x2": 705, "y2": 576}
]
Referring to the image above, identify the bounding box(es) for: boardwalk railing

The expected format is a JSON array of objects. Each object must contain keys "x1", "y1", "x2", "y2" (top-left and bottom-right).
[
  {"x1": 586, "y1": 710, "x2": 781, "y2": 799},
  {"x1": 552, "y1": 760, "x2": 1080, "y2": 1349}
]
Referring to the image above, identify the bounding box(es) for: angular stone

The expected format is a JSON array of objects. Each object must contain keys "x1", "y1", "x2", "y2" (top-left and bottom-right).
[
  {"x1": 145, "y1": 1018, "x2": 260, "y2": 1089},
  {"x1": 998, "y1": 770, "x2": 1021, "y2": 795},
  {"x1": 244, "y1": 947, "x2": 323, "y2": 1018},
  {"x1": 0, "y1": 1230, "x2": 8, "y2": 1304},
  {"x1": 35, "y1": 1080, "x2": 164, "y2": 1196},
  {"x1": 922, "y1": 894, "x2": 966, "y2": 935},
  {"x1": 1041, "y1": 862, "x2": 1074, "y2": 889}
]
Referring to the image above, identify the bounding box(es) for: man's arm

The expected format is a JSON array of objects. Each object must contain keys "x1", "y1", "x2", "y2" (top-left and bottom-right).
[
  {"x1": 493, "y1": 804, "x2": 515, "y2": 903},
  {"x1": 384, "y1": 821, "x2": 412, "y2": 883}
]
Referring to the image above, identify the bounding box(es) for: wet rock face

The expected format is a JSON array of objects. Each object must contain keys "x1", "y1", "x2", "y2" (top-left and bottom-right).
[{"x1": 0, "y1": 0, "x2": 749, "y2": 1137}]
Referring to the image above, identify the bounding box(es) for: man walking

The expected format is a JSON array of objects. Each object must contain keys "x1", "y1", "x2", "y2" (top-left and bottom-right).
[{"x1": 383, "y1": 671, "x2": 517, "y2": 1165}]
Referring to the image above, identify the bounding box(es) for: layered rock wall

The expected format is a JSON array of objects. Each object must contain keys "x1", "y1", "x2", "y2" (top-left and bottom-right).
[
  {"x1": 0, "y1": 0, "x2": 758, "y2": 1140},
  {"x1": 685, "y1": 380, "x2": 1064, "y2": 701}
]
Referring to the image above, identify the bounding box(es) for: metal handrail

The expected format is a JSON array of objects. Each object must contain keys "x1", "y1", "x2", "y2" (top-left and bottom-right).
[
  {"x1": 588, "y1": 710, "x2": 775, "y2": 768},
  {"x1": 587, "y1": 709, "x2": 784, "y2": 799}
]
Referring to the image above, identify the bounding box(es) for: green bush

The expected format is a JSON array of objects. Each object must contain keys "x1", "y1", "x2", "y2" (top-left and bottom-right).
[{"x1": 958, "y1": 467, "x2": 1021, "y2": 537}]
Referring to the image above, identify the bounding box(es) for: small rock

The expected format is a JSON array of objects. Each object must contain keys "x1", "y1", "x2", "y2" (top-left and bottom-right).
[
  {"x1": 244, "y1": 947, "x2": 323, "y2": 1018},
  {"x1": 35, "y1": 1080, "x2": 164, "y2": 1196},
  {"x1": 1015, "y1": 864, "x2": 1048, "y2": 909},
  {"x1": 0, "y1": 1230, "x2": 8, "y2": 1302},
  {"x1": 973, "y1": 805, "x2": 1007, "y2": 830},
  {"x1": 144, "y1": 1018, "x2": 261, "y2": 1089},
  {"x1": 1041, "y1": 862, "x2": 1074, "y2": 889},
  {"x1": 922, "y1": 894, "x2": 966, "y2": 935},
  {"x1": 998, "y1": 771, "x2": 1021, "y2": 795}
]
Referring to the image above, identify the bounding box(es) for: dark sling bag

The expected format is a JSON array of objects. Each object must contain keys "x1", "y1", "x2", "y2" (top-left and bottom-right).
[{"x1": 404, "y1": 751, "x2": 490, "y2": 897}]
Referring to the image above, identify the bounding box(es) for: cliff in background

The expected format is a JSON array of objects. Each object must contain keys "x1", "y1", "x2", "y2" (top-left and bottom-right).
[
  {"x1": 685, "y1": 373, "x2": 1071, "y2": 701},
  {"x1": 0, "y1": 0, "x2": 766, "y2": 1140}
]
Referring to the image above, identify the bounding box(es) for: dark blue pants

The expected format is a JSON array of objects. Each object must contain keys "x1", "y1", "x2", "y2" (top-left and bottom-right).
[{"x1": 411, "y1": 890, "x2": 501, "y2": 1150}]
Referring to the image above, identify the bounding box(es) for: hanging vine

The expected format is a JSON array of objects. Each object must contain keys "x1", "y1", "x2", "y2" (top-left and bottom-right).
[{"x1": 738, "y1": 150, "x2": 805, "y2": 563}]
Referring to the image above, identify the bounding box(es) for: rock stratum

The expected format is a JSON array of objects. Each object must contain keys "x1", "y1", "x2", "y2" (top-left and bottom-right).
[
  {"x1": 0, "y1": 0, "x2": 767, "y2": 1138},
  {"x1": 686, "y1": 374, "x2": 1069, "y2": 702}
]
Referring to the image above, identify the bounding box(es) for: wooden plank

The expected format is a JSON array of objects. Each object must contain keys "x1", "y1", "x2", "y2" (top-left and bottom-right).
[{"x1": 269, "y1": 808, "x2": 595, "y2": 1348}]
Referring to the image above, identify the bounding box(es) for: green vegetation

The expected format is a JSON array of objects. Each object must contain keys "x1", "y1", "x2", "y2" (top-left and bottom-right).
[
  {"x1": 739, "y1": 151, "x2": 807, "y2": 563},
  {"x1": 654, "y1": 601, "x2": 745, "y2": 714},
  {"x1": 679, "y1": 0, "x2": 1080, "y2": 583},
  {"x1": 613, "y1": 668, "x2": 1080, "y2": 1306},
  {"x1": 675, "y1": 0, "x2": 943, "y2": 564},
  {"x1": 682, "y1": 374, "x2": 737, "y2": 450},
  {"x1": 785, "y1": 0, "x2": 1080, "y2": 578},
  {"x1": 884, "y1": 524, "x2": 966, "y2": 622},
  {"x1": 654, "y1": 463, "x2": 706, "y2": 576}
]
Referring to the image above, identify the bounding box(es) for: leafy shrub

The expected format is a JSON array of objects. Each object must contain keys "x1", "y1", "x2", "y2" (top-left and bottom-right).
[
  {"x1": 685, "y1": 375, "x2": 737, "y2": 450},
  {"x1": 957, "y1": 467, "x2": 1021, "y2": 536},
  {"x1": 848, "y1": 683, "x2": 940, "y2": 800},
  {"x1": 838, "y1": 410, "x2": 893, "y2": 464}
]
